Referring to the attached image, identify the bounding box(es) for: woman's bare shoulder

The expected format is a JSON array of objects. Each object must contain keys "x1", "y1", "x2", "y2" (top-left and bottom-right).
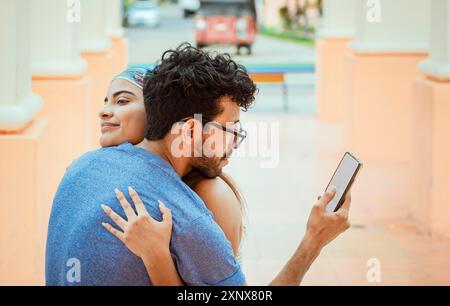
[
  {"x1": 193, "y1": 175, "x2": 242, "y2": 219},
  {"x1": 192, "y1": 174, "x2": 243, "y2": 255}
]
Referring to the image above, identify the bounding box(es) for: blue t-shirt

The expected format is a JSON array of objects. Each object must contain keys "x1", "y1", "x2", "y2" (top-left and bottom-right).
[{"x1": 46, "y1": 142, "x2": 245, "y2": 286}]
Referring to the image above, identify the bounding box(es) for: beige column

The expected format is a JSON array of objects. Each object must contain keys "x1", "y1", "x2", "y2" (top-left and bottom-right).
[
  {"x1": 31, "y1": 0, "x2": 86, "y2": 77},
  {"x1": 80, "y1": 0, "x2": 117, "y2": 149},
  {"x1": 0, "y1": 0, "x2": 51, "y2": 285},
  {"x1": 316, "y1": 0, "x2": 356, "y2": 123},
  {"x1": 106, "y1": 0, "x2": 128, "y2": 74},
  {"x1": 0, "y1": 0, "x2": 42, "y2": 131},
  {"x1": 80, "y1": 0, "x2": 111, "y2": 53},
  {"x1": 412, "y1": 0, "x2": 450, "y2": 238},
  {"x1": 106, "y1": 0, "x2": 125, "y2": 38},
  {"x1": 29, "y1": 0, "x2": 94, "y2": 282},
  {"x1": 30, "y1": 0, "x2": 91, "y2": 155},
  {"x1": 345, "y1": 0, "x2": 430, "y2": 162}
]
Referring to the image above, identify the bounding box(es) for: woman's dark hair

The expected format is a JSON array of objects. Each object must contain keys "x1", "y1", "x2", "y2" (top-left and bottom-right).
[{"x1": 143, "y1": 43, "x2": 257, "y2": 140}]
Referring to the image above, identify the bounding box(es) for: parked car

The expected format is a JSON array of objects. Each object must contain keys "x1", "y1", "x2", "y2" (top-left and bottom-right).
[
  {"x1": 195, "y1": 0, "x2": 257, "y2": 54},
  {"x1": 179, "y1": 0, "x2": 200, "y2": 17},
  {"x1": 126, "y1": 0, "x2": 160, "y2": 28}
]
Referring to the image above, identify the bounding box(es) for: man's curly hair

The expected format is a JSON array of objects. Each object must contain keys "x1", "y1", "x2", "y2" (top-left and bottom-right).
[{"x1": 143, "y1": 43, "x2": 257, "y2": 140}]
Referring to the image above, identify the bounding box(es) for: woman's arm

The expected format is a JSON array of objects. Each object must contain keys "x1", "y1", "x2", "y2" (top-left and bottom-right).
[
  {"x1": 101, "y1": 187, "x2": 184, "y2": 286},
  {"x1": 141, "y1": 248, "x2": 183, "y2": 286}
]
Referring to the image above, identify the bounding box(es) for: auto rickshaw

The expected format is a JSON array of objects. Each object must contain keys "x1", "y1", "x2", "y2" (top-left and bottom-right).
[{"x1": 195, "y1": 0, "x2": 257, "y2": 55}]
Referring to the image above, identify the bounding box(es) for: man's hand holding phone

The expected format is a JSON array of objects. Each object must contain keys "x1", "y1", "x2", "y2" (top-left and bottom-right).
[
  {"x1": 270, "y1": 154, "x2": 359, "y2": 285},
  {"x1": 269, "y1": 187, "x2": 352, "y2": 285},
  {"x1": 304, "y1": 187, "x2": 352, "y2": 251}
]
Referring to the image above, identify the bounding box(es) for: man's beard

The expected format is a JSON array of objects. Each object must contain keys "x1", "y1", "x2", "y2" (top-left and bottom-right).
[
  {"x1": 191, "y1": 156, "x2": 224, "y2": 178},
  {"x1": 191, "y1": 142, "x2": 234, "y2": 178}
]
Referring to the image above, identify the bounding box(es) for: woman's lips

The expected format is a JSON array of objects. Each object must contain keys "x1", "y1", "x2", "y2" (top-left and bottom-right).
[{"x1": 101, "y1": 122, "x2": 120, "y2": 132}]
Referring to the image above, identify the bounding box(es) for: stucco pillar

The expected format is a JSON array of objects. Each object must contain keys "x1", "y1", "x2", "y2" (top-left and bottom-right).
[
  {"x1": 316, "y1": 0, "x2": 357, "y2": 123},
  {"x1": 345, "y1": 0, "x2": 430, "y2": 163},
  {"x1": 411, "y1": 0, "x2": 450, "y2": 238},
  {"x1": 0, "y1": 0, "x2": 51, "y2": 285}
]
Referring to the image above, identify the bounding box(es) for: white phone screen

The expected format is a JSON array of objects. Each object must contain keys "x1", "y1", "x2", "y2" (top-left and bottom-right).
[{"x1": 325, "y1": 153, "x2": 360, "y2": 213}]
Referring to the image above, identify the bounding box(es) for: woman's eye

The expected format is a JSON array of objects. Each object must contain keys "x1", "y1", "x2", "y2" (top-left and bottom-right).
[{"x1": 117, "y1": 99, "x2": 129, "y2": 105}]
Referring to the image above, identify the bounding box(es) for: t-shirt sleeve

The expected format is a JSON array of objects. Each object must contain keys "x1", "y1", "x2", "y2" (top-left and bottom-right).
[{"x1": 171, "y1": 215, "x2": 245, "y2": 286}]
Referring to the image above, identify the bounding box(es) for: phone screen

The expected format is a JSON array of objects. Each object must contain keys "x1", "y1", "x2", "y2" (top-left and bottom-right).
[{"x1": 325, "y1": 153, "x2": 361, "y2": 213}]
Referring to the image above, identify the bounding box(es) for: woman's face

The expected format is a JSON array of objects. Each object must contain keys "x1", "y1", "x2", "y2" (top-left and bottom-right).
[{"x1": 99, "y1": 79, "x2": 147, "y2": 147}]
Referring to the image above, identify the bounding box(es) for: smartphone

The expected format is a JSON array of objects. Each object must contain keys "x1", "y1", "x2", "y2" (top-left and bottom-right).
[{"x1": 324, "y1": 152, "x2": 362, "y2": 213}]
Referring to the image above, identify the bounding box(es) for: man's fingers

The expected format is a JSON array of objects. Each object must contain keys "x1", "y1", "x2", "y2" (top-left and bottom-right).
[
  {"x1": 318, "y1": 186, "x2": 337, "y2": 208},
  {"x1": 159, "y1": 200, "x2": 172, "y2": 224},
  {"x1": 115, "y1": 188, "x2": 137, "y2": 220},
  {"x1": 340, "y1": 193, "x2": 352, "y2": 211},
  {"x1": 101, "y1": 204, "x2": 127, "y2": 230},
  {"x1": 336, "y1": 194, "x2": 351, "y2": 217},
  {"x1": 128, "y1": 187, "x2": 149, "y2": 216},
  {"x1": 102, "y1": 222, "x2": 125, "y2": 242}
]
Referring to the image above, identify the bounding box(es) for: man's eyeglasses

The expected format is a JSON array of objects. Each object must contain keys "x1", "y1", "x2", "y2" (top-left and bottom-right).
[{"x1": 181, "y1": 118, "x2": 247, "y2": 149}]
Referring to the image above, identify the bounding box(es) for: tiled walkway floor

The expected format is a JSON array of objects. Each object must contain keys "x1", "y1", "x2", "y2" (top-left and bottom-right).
[{"x1": 227, "y1": 113, "x2": 450, "y2": 286}]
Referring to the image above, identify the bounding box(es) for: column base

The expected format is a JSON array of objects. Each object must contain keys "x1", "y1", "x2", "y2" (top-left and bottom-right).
[
  {"x1": 0, "y1": 119, "x2": 51, "y2": 285},
  {"x1": 0, "y1": 93, "x2": 43, "y2": 132},
  {"x1": 412, "y1": 77, "x2": 450, "y2": 239},
  {"x1": 345, "y1": 51, "x2": 427, "y2": 162},
  {"x1": 316, "y1": 37, "x2": 351, "y2": 123}
]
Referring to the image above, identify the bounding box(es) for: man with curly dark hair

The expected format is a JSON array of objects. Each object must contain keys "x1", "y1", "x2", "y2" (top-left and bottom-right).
[{"x1": 142, "y1": 43, "x2": 257, "y2": 178}]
